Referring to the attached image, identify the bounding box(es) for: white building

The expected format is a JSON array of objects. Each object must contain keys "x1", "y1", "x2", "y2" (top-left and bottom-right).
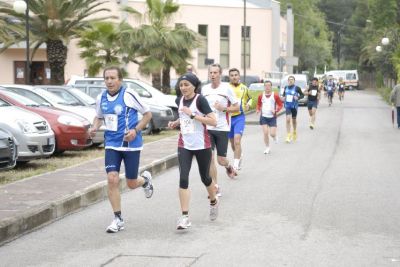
[{"x1": 0, "y1": 0, "x2": 293, "y2": 84}]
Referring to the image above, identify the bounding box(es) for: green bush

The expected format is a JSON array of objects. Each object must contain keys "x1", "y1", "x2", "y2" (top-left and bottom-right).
[{"x1": 377, "y1": 87, "x2": 392, "y2": 104}]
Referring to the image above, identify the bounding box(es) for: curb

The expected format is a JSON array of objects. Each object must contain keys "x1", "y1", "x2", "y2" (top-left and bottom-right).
[{"x1": 0, "y1": 152, "x2": 178, "y2": 245}]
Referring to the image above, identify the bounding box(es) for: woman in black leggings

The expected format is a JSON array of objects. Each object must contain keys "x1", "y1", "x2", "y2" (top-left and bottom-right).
[{"x1": 168, "y1": 73, "x2": 218, "y2": 230}]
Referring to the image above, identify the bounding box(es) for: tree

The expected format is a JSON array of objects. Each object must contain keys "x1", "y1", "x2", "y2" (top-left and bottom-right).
[
  {"x1": 280, "y1": 0, "x2": 332, "y2": 73},
  {"x1": 77, "y1": 21, "x2": 130, "y2": 77},
  {"x1": 0, "y1": 0, "x2": 111, "y2": 84},
  {"x1": 124, "y1": 0, "x2": 201, "y2": 92}
]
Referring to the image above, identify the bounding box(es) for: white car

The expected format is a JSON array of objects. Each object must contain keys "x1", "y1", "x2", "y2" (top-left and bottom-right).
[
  {"x1": 0, "y1": 85, "x2": 104, "y2": 145},
  {"x1": 67, "y1": 76, "x2": 179, "y2": 119},
  {"x1": 0, "y1": 98, "x2": 55, "y2": 162}
]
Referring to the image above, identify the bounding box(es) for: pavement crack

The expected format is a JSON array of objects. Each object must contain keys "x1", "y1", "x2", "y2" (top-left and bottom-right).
[{"x1": 300, "y1": 107, "x2": 344, "y2": 240}]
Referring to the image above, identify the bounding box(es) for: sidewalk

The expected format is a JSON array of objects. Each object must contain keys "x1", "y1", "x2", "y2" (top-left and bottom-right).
[{"x1": 0, "y1": 112, "x2": 262, "y2": 245}]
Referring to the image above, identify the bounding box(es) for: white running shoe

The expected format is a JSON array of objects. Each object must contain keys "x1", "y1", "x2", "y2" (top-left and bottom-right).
[
  {"x1": 263, "y1": 147, "x2": 270, "y2": 154},
  {"x1": 209, "y1": 198, "x2": 219, "y2": 221},
  {"x1": 238, "y1": 155, "x2": 243, "y2": 170},
  {"x1": 106, "y1": 217, "x2": 124, "y2": 233},
  {"x1": 177, "y1": 215, "x2": 191, "y2": 230},
  {"x1": 142, "y1": 171, "x2": 154, "y2": 198},
  {"x1": 273, "y1": 136, "x2": 278, "y2": 144}
]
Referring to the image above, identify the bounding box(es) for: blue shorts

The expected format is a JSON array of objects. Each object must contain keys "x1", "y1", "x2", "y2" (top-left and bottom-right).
[
  {"x1": 228, "y1": 114, "x2": 245, "y2": 138},
  {"x1": 285, "y1": 107, "x2": 298, "y2": 118},
  {"x1": 259, "y1": 116, "x2": 277, "y2": 127},
  {"x1": 105, "y1": 149, "x2": 140, "y2": 179},
  {"x1": 307, "y1": 100, "x2": 318, "y2": 110},
  {"x1": 327, "y1": 90, "x2": 334, "y2": 97}
]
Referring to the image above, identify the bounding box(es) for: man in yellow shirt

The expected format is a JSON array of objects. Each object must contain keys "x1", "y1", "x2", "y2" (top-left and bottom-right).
[{"x1": 228, "y1": 68, "x2": 252, "y2": 171}]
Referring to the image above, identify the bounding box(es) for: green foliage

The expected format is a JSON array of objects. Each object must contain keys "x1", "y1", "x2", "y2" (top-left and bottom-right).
[
  {"x1": 377, "y1": 87, "x2": 392, "y2": 104},
  {"x1": 77, "y1": 21, "x2": 129, "y2": 76}
]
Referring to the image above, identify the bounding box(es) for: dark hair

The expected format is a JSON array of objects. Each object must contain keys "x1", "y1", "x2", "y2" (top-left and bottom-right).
[
  {"x1": 228, "y1": 68, "x2": 240, "y2": 75},
  {"x1": 312, "y1": 77, "x2": 318, "y2": 81},
  {"x1": 209, "y1": 63, "x2": 222, "y2": 74},
  {"x1": 288, "y1": 75, "x2": 295, "y2": 81},
  {"x1": 103, "y1": 66, "x2": 123, "y2": 80},
  {"x1": 264, "y1": 80, "x2": 272, "y2": 86}
]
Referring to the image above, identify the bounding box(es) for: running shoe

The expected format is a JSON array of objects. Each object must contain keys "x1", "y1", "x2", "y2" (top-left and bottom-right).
[
  {"x1": 142, "y1": 171, "x2": 154, "y2": 198},
  {"x1": 106, "y1": 217, "x2": 124, "y2": 233},
  {"x1": 285, "y1": 133, "x2": 292, "y2": 143},
  {"x1": 263, "y1": 147, "x2": 270, "y2": 154},
  {"x1": 273, "y1": 136, "x2": 278, "y2": 144},
  {"x1": 309, "y1": 123, "x2": 314, "y2": 130},
  {"x1": 292, "y1": 131, "x2": 297, "y2": 141},
  {"x1": 215, "y1": 184, "x2": 222, "y2": 197},
  {"x1": 209, "y1": 198, "x2": 219, "y2": 221},
  {"x1": 226, "y1": 165, "x2": 237, "y2": 178},
  {"x1": 177, "y1": 215, "x2": 191, "y2": 230}
]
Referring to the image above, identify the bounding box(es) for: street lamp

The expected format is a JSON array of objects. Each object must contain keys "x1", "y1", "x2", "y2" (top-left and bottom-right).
[
  {"x1": 13, "y1": 0, "x2": 30, "y2": 84},
  {"x1": 382, "y1": 37, "x2": 390, "y2": 46}
]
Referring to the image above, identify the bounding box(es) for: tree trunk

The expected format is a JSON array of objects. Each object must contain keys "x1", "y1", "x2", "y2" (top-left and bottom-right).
[
  {"x1": 152, "y1": 71, "x2": 162, "y2": 90},
  {"x1": 47, "y1": 39, "x2": 67, "y2": 85},
  {"x1": 161, "y1": 66, "x2": 171, "y2": 94}
]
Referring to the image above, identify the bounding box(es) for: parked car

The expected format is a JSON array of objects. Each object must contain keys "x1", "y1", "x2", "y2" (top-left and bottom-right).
[
  {"x1": 280, "y1": 74, "x2": 308, "y2": 105},
  {"x1": 0, "y1": 90, "x2": 92, "y2": 153},
  {"x1": 37, "y1": 85, "x2": 96, "y2": 107},
  {"x1": 0, "y1": 85, "x2": 104, "y2": 145},
  {"x1": 68, "y1": 84, "x2": 175, "y2": 134},
  {"x1": 67, "y1": 76, "x2": 179, "y2": 119},
  {"x1": 0, "y1": 128, "x2": 18, "y2": 170},
  {"x1": 0, "y1": 98, "x2": 55, "y2": 162}
]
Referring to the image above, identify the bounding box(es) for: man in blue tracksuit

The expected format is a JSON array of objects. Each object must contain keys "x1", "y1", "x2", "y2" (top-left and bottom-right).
[
  {"x1": 89, "y1": 66, "x2": 154, "y2": 233},
  {"x1": 281, "y1": 75, "x2": 304, "y2": 143}
]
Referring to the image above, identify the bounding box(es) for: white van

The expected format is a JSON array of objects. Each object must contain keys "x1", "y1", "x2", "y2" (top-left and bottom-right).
[{"x1": 325, "y1": 70, "x2": 359, "y2": 90}]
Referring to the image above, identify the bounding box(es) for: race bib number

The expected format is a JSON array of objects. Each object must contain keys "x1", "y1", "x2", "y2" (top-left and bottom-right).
[
  {"x1": 180, "y1": 118, "x2": 195, "y2": 134},
  {"x1": 104, "y1": 114, "x2": 118, "y2": 131},
  {"x1": 311, "y1": 90, "x2": 317, "y2": 96},
  {"x1": 286, "y1": 95, "x2": 294, "y2": 102}
]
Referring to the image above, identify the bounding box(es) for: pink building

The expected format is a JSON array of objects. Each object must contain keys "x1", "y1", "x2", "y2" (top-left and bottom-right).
[{"x1": 0, "y1": 0, "x2": 292, "y2": 85}]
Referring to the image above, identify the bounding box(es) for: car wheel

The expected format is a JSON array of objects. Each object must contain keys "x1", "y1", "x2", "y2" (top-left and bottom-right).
[{"x1": 142, "y1": 120, "x2": 154, "y2": 135}]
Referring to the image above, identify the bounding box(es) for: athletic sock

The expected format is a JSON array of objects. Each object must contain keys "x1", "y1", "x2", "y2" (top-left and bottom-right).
[
  {"x1": 210, "y1": 199, "x2": 217, "y2": 206},
  {"x1": 114, "y1": 211, "x2": 122, "y2": 220},
  {"x1": 233, "y1": 159, "x2": 240, "y2": 169}
]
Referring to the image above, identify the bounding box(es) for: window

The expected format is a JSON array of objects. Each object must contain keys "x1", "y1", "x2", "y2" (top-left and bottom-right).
[
  {"x1": 241, "y1": 26, "x2": 251, "y2": 68},
  {"x1": 220, "y1": 25, "x2": 230, "y2": 69},
  {"x1": 198, "y1": 25, "x2": 208, "y2": 69}
]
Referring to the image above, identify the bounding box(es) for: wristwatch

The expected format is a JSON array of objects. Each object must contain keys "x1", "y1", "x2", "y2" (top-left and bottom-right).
[{"x1": 190, "y1": 112, "x2": 196, "y2": 119}]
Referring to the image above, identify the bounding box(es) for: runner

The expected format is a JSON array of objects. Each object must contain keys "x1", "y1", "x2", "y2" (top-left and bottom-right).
[
  {"x1": 325, "y1": 75, "x2": 336, "y2": 106},
  {"x1": 88, "y1": 66, "x2": 154, "y2": 233},
  {"x1": 338, "y1": 77, "x2": 345, "y2": 101},
  {"x1": 306, "y1": 77, "x2": 321, "y2": 129},
  {"x1": 202, "y1": 63, "x2": 239, "y2": 196},
  {"x1": 256, "y1": 80, "x2": 283, "y2": 154},
  {"x1": 281, "y1": 75, "x2": 304, "y2": 143},
  {"x1": 168, "y1": 73, "x2": 219, "y2": 230},
  {"x1": 228, "y1": 68, "x2": 252, "y2": 170}
]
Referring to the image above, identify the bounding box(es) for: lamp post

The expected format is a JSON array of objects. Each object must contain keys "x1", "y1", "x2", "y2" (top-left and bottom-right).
[
  {"x1": 243, "y1": 0, "x2": 247, "y2": 85},
  {"x1": 13, "y1": 0, "x2": 30, "y2": 84}
]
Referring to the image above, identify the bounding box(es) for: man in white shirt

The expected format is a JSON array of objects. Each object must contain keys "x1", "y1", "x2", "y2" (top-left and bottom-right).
[{"x1": 202, "y1": 64, "x2": 240, "y2": 196}]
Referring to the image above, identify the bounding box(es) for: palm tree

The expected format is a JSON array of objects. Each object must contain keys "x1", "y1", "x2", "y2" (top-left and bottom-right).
[
  {"x1": 0, "y1": 0, "x2": 111, "y2": 84},
  {"x1": 124, "y1": 0, "x2": 201, "y2": 93},
  {"x1": 77, "y1": 21, "x2": 131, "y2": 77}
]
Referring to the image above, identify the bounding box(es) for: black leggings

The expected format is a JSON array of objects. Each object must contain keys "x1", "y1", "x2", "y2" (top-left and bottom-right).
[{"x1": 178, "y1": 147, "x2": 212, "y2": 189}]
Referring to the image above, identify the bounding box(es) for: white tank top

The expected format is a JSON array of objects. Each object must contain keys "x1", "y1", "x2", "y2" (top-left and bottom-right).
[
  {"x1": 178, "y1": 94, "x2": 211, "y2": 150},
  {"x1": 261, "y1": 93, "x2": 276, "y2": 118}
]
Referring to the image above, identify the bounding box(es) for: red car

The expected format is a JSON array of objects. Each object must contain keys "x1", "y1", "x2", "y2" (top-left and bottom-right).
[{"x1": 0, "y1": 90, "x2": 92, "y2": 153}]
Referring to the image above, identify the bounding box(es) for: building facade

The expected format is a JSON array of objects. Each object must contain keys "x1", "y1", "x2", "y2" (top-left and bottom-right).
[{"x1": 0, "y1": 0, "x2": 292, "y2": 84}]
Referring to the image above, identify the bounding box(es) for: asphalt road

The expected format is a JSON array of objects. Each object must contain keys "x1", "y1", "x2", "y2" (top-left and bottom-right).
[{"x1": 1, "y1": 89, "x2": 400, "y2": 267}]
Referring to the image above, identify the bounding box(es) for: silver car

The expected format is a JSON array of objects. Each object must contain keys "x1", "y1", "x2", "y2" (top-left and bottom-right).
[
  {"x1": 0, "y1": 98, "x2": 55, "y2": 162},
  {"x1": 0, "y1": 85, "x2": 104, "y2": 146},
  {"x1": 0, "y1": 128, "x2": 18, "y2": 170}
]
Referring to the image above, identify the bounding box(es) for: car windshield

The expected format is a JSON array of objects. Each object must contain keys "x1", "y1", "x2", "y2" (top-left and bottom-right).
[
  {"x1": 0, "y1": 98, "x2": 11, "y2": 107},
  {"x1": 70, "y1": 88, "x2": 96, "y2": 105},
  {"x1": 2, "y1": 91, "x2": 40, "y2": 106},
  {"x1": 47, "y1": 89, "x2": 83, "y2": 106},
  {"x1": 34, "y1": 88, "x2": 69, "y2": 105},
  {"x1": 130, "y1": 80, "x2": 166, "y2": 97},
  {"x1": 4, "y1": 87, "x2": 53, "y2": 106}
]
